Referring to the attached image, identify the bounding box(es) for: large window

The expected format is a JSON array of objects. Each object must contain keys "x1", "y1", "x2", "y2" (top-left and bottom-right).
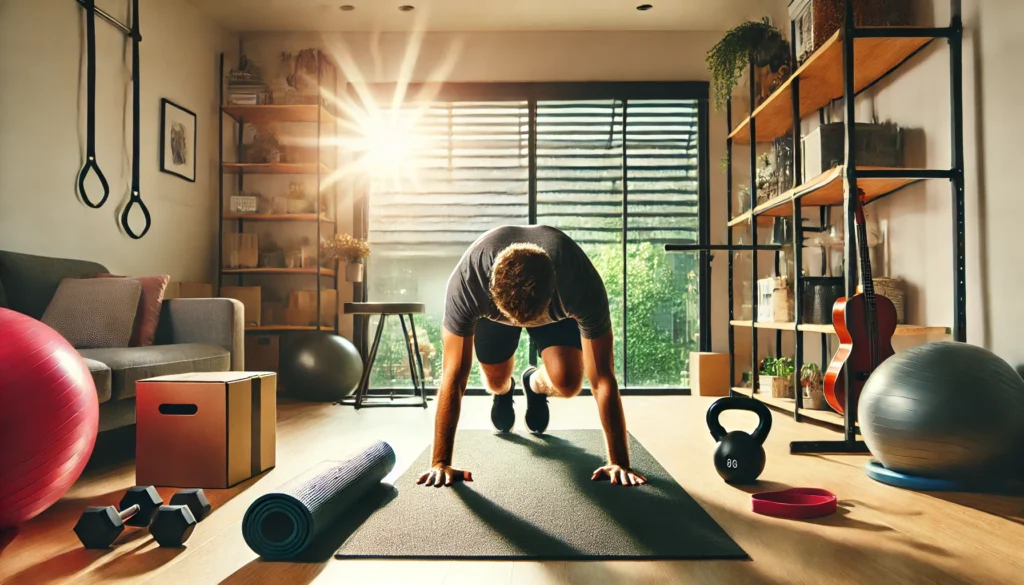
[{"x1": 358, "y1": 83, "x2": 708, "y2": 391}]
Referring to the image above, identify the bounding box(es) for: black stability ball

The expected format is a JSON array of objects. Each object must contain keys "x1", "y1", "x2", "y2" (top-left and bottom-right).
[
  {"x1": 280, "y1": 332, "x2": 364, "y2": 402},
  {"x1": 858, "y1": 341, "x2": 1024, "y2": 479}
]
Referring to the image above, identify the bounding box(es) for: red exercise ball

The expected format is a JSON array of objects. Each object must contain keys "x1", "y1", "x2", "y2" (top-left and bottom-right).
[{"x1": 0, "y1": 308, "x2": 99, "y2": 529}]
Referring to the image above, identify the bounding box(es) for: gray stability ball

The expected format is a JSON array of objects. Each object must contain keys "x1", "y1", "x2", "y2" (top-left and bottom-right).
[
  {"x1": 858, "y1": 341, "x2": 1024, "y2": 479},
  {"x1": 280, "y1": 332, "x2": 364, "y2": 402}
]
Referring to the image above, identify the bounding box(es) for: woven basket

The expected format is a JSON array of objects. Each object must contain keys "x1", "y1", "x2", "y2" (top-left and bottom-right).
[
  {"x1": 760, "y1": 375, "x2": 793, "y2": 399},
  {"x1": 873, "y1": 277, "x2": 906, "y2": 324}
]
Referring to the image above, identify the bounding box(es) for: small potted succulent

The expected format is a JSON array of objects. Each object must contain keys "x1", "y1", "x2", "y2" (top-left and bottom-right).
[
  {"x1": 321, "y1": 233, "x2": 370, "y2": 282},
  {"x1": 800, "y1": 363, "x2": 828, "y2": 410},
  {"x1": 759, "y1": 356, "x2": 795, "y2": 399}
]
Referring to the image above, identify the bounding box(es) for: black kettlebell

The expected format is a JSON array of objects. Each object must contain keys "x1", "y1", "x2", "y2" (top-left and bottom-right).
[{"x1": 707, "y1": 396, "x2": 772, "y2": 484}]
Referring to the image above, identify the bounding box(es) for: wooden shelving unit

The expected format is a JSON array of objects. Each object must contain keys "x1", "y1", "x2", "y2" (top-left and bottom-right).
[
  {"x1": 720, "y1": 3, "x2": 966, "y2": 455},
  {"x1": 729, "y1": 320, "x2": 949, "y2": 336},
  {"x1": 221, "y1": 104, "x2": 337, "y2": 126},
  {"x1": 218, "y1": 51, "x2": 342, "y2": 348},
  {"x1": 729, "y1": 165, "x2": 923, "y2": 225},
  {"x1": 728, "y1": 30, "x2": 934, "y2": 144},
  {"x1": 222, "y1": 267, "x2": 336, "y2": 277},
  {"x1": 221, "y1": 162, "x2": 333, "y2": 175},
  {"x1": 223, "y1": 213, "x2": 334, "y2": 223}
]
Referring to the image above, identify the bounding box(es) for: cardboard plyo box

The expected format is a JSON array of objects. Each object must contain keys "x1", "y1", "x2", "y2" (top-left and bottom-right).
[{"x1": 136, "y1": 372, "x2": 277, "y2": 488}]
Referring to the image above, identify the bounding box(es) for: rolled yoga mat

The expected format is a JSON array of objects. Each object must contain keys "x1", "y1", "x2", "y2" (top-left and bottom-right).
[{"x1": 242, "y1": 441, "x2": 395, "y2": 560}]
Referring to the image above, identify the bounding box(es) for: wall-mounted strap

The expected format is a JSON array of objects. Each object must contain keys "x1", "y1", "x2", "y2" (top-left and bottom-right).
[
  {"x1": 76, "y1": 0, "x2": 110, "y2": 209},
  {"x1": 120, "y1": 0, "x2": 150, "y2": 239}
]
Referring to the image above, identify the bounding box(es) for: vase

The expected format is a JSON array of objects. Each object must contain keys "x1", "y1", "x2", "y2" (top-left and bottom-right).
[{"x1": 345, "y1": 261, "x2": 365, "y2": 283}]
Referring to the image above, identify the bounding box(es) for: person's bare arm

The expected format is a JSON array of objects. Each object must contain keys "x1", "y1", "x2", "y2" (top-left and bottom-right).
[
  {"x1": 581, "y1": 329, "x2": 647, "y2": 486},
  {"x1": 416, "y1": 327, "x2": 475, "y2": 487}
]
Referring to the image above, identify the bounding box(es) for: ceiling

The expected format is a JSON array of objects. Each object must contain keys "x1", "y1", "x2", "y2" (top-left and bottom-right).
[{"x1": 184, "y1": 0, "x2": 781, "y2": 33}]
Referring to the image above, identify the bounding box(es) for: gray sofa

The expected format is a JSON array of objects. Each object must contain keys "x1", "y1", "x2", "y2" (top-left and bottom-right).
[{"x1": 0, "y1": 250, "x2": 244, "y2": 432}]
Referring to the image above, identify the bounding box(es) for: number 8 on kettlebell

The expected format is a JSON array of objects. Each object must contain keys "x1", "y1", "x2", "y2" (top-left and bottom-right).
[{"x1": 707, "y1": 396, "x2": 772, "y2": 484}]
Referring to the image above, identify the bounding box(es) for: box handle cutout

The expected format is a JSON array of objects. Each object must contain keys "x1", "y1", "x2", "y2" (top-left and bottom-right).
[{"x1": 158, "y1": 404, "x2": 199, "y2": 415}]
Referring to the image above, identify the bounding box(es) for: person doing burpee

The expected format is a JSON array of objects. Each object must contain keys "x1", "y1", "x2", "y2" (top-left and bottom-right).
[{"x1": 417, "y1": 225, "x2": 647, "y2": 488}]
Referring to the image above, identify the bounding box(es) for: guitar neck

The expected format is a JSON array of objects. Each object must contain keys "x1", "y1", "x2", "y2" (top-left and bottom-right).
[{"x1": 855, "y1": 210, "x2": 876, "y2": 308}]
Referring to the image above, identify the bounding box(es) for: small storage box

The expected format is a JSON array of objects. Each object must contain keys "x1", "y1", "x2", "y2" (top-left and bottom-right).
[
  {"x1": 245, "y1": 335, "x2": 280, "y2": 373},
  {"x1": 802, "y1": 123, "x2": 904, "y2": 179},
  {"x1": 136, "y1": 372, "x2": 277, "y2": 488},
  {"x1": 799, "y1": 277, "x2": 845, "y2": 324}
]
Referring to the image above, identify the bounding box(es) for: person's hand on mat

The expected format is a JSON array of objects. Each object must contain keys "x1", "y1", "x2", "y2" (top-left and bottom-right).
[
  {"x1": 592, "y1": 464, "x2": 647, "y2": 486},
  {"x1": 416, "y1": 464, "x2": 473, "y2": 487}
]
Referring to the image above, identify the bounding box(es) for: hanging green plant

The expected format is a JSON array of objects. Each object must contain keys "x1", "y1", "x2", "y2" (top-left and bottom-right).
[{"x1": 706, "y1": 17, "x2": 788, "y2": 111}]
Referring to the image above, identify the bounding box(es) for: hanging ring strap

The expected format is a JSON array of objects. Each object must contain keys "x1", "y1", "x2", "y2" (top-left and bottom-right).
[
  {"x1": 76, "y1": 0, "x2": 110, "y2": 209},
  {"x1": 120, "y1": 0, "x2": 150, "y2": 239}
]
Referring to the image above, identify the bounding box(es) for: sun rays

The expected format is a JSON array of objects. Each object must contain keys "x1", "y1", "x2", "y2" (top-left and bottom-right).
[{"x1": 294, "y1": 11, "x2": 464, "y2": 195}]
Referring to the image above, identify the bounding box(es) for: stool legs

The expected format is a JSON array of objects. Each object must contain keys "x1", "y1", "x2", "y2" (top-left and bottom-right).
[
  {"x1": 408, "y1": 314, "x2": 428, "y2": 408},
  {"x1": 399, "y1": 314, "x2": 428, "y2": 408},
  {"x1": 353, "y1": 314, "x2": 388, "y2": 409}
]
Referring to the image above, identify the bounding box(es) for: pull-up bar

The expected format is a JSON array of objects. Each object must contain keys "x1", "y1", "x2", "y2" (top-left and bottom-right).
[{"x1": 75, "y1": 0, "x2": 132, "y2": 37}]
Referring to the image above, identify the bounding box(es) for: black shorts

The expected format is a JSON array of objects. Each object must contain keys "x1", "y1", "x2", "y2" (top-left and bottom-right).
[{"x1": 474, "y1": 318, "x2": 583, "y2": 365}]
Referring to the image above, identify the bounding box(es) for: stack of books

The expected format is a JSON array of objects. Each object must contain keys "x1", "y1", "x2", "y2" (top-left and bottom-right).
[{"x1": 227, "y1": 76, "x2": 268, "y2": 105}]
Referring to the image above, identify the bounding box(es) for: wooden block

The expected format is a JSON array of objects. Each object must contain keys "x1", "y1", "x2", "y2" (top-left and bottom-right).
[
  {"x1": 689, "y1": 352, "x2": 732, "y2": 397},
  {"x1": 245, "y1": 335, "x2": 280, "y2": 373},
  {"x1": 221, "y1": 286, "x2": 261, "y2": 326}
]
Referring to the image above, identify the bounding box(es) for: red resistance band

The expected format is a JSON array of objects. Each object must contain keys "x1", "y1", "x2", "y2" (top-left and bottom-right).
[{"x1": 751, "y1": 488, "x2": 837, "y2": 519}]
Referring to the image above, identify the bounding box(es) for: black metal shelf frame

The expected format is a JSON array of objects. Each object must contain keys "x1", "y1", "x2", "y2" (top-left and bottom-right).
[
  {"x1": 718, "y1": 1, "x2": 964, "y2": 454},
  {"x1": 217, "y1": 50, "x2": 340, "y2": 335}
]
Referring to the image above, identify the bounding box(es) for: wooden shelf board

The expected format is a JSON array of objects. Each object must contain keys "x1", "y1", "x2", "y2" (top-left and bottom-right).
[
  {"x1": 245, "y1": 325, "x2": 322, "y2": 332},
  {"x1": 222, "y1": 163, "x2": 332, "y2": 175},
  {"x1": 223, "y1": 213, "x2": 334, "y2": 223},
  {"x1": 798, "y1": 323, "x2": 951, "y2": 336},
  {"x1": 797, "y1": 166, "x2": 921, "y2": 208},
  {"x1": 729, "y1": 31, "x2": 933, "y2": 144},
  {"x1": 731, "y1": 320, "x2": 949, "y2": 337},
  {"x1": 222, "y1": 267, "x2": 336, "y2": 277},
  {"x1": 221, "y1": 105, "x2": 337, "y2": 126},
  {"x1": 731, "y1": 387, "x2": 846, "y2": 426},
  {"x1": 726, "y1": 212, "x2": 775, "y2": 227},
  {"x1": 740, "y1": 166, "x2": 923, "y2": 222}
]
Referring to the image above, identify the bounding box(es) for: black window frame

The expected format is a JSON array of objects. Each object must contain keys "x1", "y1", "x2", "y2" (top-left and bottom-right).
[{"x1": 351, "y1": 81, "x2": 712, "y2": 394}]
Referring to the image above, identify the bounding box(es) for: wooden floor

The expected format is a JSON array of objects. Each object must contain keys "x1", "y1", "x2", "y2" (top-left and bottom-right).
[{"x1": 2, "y1": 396, "x2": 1022, "y2": 585}]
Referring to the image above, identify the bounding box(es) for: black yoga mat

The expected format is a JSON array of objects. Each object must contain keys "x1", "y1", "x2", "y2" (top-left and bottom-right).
[
  {"x1": 243, "y1": 441, "x2": 395, "y2": 560},
  {"x1": 335, "y1": 430, "x2": 747, "y2": 560}
]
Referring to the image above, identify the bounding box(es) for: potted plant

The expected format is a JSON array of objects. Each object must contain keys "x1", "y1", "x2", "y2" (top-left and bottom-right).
[
  {"x1": 321, "y1": 233, "x2": 370, "y2": 282},
  {"x1": 759, "y1": 356, "x2": 795, "y2": 399},
  {"x1": 706, "y1": 17, "x2": 790, "y2": 111},
  {"x1": 800, "y1": 363, "x2": 828, "y2": 410}
]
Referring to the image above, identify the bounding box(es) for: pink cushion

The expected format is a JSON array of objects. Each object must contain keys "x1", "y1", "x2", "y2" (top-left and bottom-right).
[{"x1": 93, "y1": 274, "x2": 170, "y2": 346}]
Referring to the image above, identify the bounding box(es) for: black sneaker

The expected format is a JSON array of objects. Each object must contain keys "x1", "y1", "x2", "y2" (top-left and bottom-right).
[
  {"x1": 522, "y1": 367, "x2": 549, "y2": 434},
  {"x1": 490, "y1": 377, "x2": 516, "y2": 433}
]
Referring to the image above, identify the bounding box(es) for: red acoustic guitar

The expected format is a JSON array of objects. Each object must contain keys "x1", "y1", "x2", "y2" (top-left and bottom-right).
[{"x1": 824, "y1": 189, "x2": 898, "y2": 415}]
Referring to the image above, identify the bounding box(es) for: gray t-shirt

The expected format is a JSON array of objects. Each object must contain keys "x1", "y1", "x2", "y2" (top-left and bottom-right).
[{"x1": 443, "y1": 225, "x2": 612, "y2": 339}]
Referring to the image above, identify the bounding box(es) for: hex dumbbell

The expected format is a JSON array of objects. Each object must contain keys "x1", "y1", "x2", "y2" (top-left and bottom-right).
[
  {"x1": 149, "y1": 489, "x2": 212, "y2": 547},
  {"x1": 73, "y1": 486, "x2": 163, "y2": 549}
]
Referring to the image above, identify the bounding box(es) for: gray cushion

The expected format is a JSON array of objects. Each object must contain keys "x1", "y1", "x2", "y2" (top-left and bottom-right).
[
  {"x1": 43, "y1": 278, "x2": 142, "y2": 349},
  {"x1": 79, "y1": 343, "x2": 230, "y2": 401},
  {"x1": 0, "y1": 250, "x2": 108, "y2": 319},
  {"x1": 82, "y1": 357, "x2": 112, "y2": 404}
]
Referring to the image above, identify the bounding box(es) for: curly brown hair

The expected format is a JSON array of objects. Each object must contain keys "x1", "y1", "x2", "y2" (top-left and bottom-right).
[{"x1": 489, "y1": 243, "x2": 556, "y2": 325}]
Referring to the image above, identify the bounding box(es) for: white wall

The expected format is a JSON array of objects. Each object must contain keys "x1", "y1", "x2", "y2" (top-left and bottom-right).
[{"x1": 0, "y1": 0, "x2": 236, "y2": 283}]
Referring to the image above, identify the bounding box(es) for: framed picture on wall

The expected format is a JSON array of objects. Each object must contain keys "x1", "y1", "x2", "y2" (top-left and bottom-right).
[{"x1": 160, "y1": 99, "x2": 197, "y2": 182}]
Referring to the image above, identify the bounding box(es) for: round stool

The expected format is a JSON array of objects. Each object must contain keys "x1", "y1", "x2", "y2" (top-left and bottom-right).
[{"x1": 342, "y1": 302, "x2": 428, "y2": 409}]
